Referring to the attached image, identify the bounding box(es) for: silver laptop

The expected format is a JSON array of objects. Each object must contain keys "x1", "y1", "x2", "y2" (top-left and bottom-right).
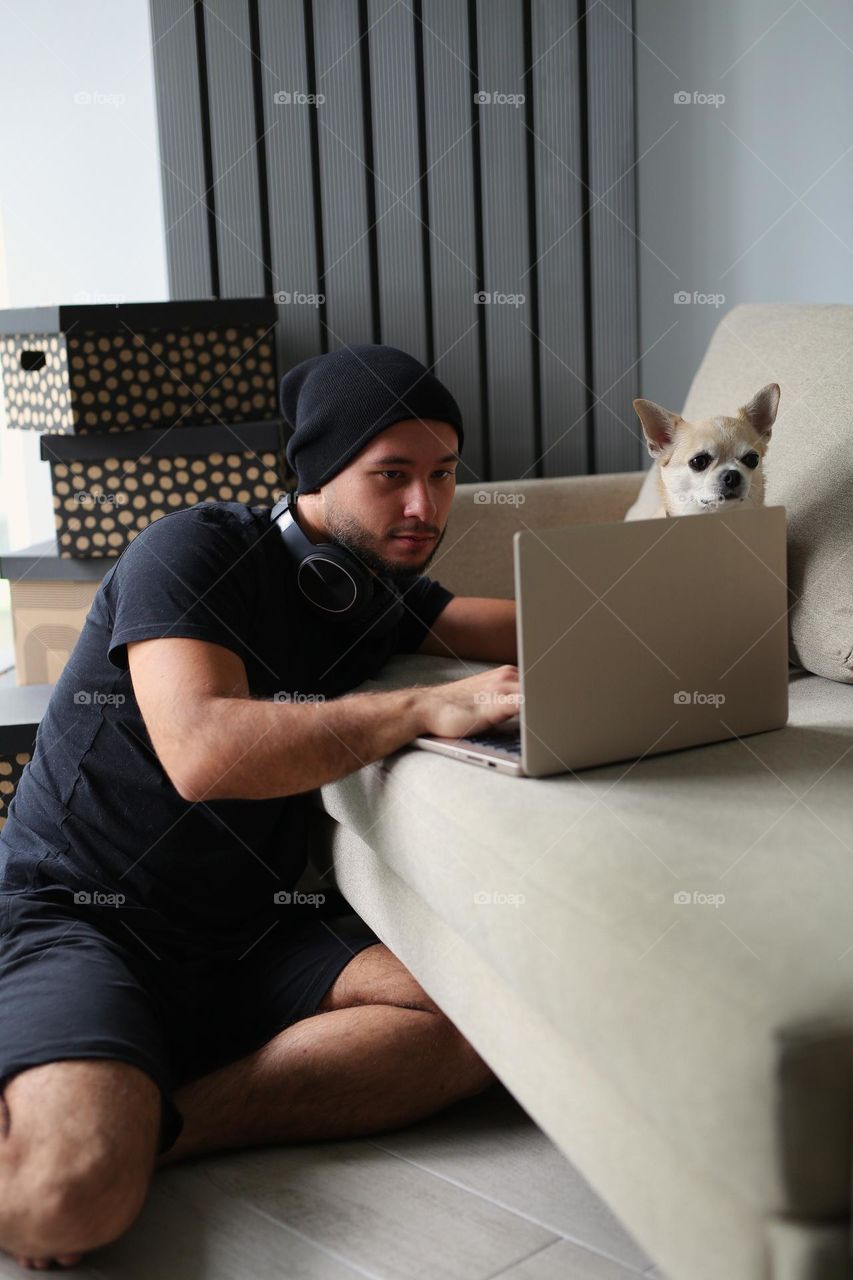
[{"x1": 412, "y1": 505, "x2": 789, "y2": 777}]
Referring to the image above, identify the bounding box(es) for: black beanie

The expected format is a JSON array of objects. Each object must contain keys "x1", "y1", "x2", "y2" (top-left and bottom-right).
[{"x1": 280, "y1": 343, "x2": 464, "y2": 495}]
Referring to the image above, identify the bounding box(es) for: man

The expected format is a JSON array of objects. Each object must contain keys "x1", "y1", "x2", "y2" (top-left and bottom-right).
[{"x1": 0, "y1": 343, "x2": 520, "y2": 1268}]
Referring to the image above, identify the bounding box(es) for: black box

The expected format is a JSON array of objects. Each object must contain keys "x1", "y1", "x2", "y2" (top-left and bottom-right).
[
  {"x1": 0, "y1": 298, "x2": 278, "y2": 435},
  {"x1": 40, "y1": 421, "x2": 287, "y2": 557},
  {"x1": 0, "y1": 684, "x2": 53, "y2": 831}
]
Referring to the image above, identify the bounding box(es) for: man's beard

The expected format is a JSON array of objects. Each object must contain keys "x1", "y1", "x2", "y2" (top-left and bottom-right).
[{"x1": 322, "y1": 504, "x2": 447, "y2": 588}]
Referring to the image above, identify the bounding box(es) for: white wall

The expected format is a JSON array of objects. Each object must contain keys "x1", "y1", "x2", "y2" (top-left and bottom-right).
[
  {"x1": 635, "y1": 0, "x2": 853, "y2": 428},
  {"x1": 0, "y1": 0, "x2": 169, "y2": 554}
]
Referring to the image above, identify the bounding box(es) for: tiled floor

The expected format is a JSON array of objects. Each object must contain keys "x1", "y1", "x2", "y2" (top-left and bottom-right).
[{"x1": 0, "y1": 1086, "x2": 665, "y2": 1280}]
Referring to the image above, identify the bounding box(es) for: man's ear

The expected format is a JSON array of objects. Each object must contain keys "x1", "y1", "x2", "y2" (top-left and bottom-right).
[
  {"x1": 737, "y1": 382, "x2": 780, "y2": 443},
  {"x1": 632, "y1": 398, "x2": 682, "y2": 459}
]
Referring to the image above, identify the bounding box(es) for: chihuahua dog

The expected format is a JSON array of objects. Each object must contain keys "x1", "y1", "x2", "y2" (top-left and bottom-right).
[{"x1": 631, "y1": 382, "x2": 780, "y2": 517}]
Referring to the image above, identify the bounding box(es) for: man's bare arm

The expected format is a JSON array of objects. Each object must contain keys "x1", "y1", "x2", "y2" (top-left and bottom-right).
[
  {"x1": 415, "y1": 597, "x2": 517, "y2": 663},
  {"x1": 126, "y1": 637, "x2": 518, "y2": 803}
]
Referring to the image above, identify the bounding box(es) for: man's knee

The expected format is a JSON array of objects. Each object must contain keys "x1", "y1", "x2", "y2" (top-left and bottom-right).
[
  {"x1": 0, "y1": 1139, "x2": 151, "y2": 1258},
  {"x1": 0, "y1": 1060, "x2": 160, "y2": 1257},
  {"x1": 437, "y1": 1016, "x2": 498, "y2": 1097}
]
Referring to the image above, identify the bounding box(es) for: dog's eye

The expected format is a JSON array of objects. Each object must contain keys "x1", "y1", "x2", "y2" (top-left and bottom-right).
[
  {"x1": 742, "y1": 451, "x2": 760, "y2": 469},
  {"x1": 689, "y1": 453, "x2": 712, "y2": 471}
]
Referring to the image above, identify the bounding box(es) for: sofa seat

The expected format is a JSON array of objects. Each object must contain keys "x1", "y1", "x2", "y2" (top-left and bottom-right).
[{"x1": 311, "y1": 652, "x2": 853, "y2": 1280}]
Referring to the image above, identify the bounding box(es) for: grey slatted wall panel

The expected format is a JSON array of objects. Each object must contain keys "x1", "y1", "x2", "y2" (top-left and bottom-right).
[
  {"x1": 476, "y1": 0, "x2": 538, "y2": 480},
  {"x1": 150, "y1": 0, "x2": 642, "y2": 479},
  {"x1": 258, "y1": 0, "x2": 323, "y2": 371},
  {"x1": 149, "y1": 0, "x2": 214, "y2": 298},
  {"x1": 586, "y1": 0, "x2": 642, "y2": 473},
  {"x1": 421, "y1": 0, "x2": 486, "y2": 483},
  {"x1": 203, "y1": 0, "x2": 267, "y2": 296},
  {"x1": 531, "y1": 0, "x2": 589, "y2": 477},
  {"x1": 368, "y1": 0, "x2": 428, "y2": 363},
  {"x1": 313, "y1": 0, "x2": 376, "y2": 348}
]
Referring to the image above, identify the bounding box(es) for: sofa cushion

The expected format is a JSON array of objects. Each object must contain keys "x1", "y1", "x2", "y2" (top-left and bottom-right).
[
  {"x1": 623, "y1": 464, "x2": 659, "y2": 521},
  {"x1": 624, "y1": 304, "x2": 853, "y2": 684},
  {"x1": 437, "y1": 474, "x2": 645, "y2": 599}
]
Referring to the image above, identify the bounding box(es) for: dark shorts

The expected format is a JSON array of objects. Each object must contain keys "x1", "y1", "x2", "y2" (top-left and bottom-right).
[{"x1": 0, "y1": 891, "x2": 382, "y2": 1155}]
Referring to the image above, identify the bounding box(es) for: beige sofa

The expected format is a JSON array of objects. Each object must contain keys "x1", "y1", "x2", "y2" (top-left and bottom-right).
[{"x1": 304, "y1": 307, "x2": 853, "y2": 1280}]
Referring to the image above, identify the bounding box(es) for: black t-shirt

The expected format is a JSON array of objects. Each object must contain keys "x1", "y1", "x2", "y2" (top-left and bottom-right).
[{"x1": 0, "y1": 501, "x2": 453, "y2": 944}]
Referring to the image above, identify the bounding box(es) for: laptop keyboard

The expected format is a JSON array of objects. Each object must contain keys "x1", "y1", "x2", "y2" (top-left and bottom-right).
[{"x1": 463, "y1": 730, "x2": 523, "y2": 757}]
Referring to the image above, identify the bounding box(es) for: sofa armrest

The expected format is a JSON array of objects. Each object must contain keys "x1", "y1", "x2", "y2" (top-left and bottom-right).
[{"x1": 435, "y1": 472, "x2": 646, "y2": 599}]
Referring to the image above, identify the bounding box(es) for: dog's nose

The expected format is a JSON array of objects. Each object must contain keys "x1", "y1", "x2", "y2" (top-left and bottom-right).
[{"x1": 721, "y1": 469, "x2": 742, "y2": 491}]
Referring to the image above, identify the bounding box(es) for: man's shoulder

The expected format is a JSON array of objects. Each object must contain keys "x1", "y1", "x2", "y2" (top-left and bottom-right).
[
  {"x1": 124, "y1": 501, "x2": 271, "y2": 554},
  {"x1": 398, "y1": 573, "x2": 450, "y2": 600},
  {"x1": 158, "y1": 499, "x2": 270, "y2": 537},
  {"x1": 99, "y1": 502, "x2": 275, "y2": 598}
]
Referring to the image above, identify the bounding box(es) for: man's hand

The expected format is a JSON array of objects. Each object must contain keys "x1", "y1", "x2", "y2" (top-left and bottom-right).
[
  {"x1": 128, "y1": 639, "x2": 520, "y2": 801},
  {"x1": 419, "y1": 665, "x2": 520, "y2": 740},
  {"x1": 126, "y1": 636, "x2": 429, "y2": 802}
]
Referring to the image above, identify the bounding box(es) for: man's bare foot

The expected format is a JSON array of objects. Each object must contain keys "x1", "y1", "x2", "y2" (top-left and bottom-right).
[{"x1": 10, "y1": 1251, "x2": 84, "y2": 1270}]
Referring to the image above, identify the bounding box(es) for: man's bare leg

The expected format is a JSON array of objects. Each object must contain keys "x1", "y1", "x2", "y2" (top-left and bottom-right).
[
  {"x1": 159, "y1": 942, "x2": 497, "y2": 1168},
  {"x1": 0, "y1": 1059, "x2": 162, "y2": 1270},
  {"x1": 0, "y1": 943, "x2": 495, "y2": 1272}
]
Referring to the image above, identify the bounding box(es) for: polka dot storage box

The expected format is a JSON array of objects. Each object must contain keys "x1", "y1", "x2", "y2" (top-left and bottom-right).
[
  {"x1": 39, "y1": 421, "x2": 287, "y2": 558},
  {"x1": 0, "y1": 685, "x2": 53, "y2": 833},
  {"x1": 0, "y1": 298, "x2": 278, "y2": 435}
]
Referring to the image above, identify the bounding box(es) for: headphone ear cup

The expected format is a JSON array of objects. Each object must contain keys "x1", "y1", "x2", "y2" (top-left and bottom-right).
[
  {"x1": 273, "y1": 497, "x2": 388, "y2": 623},
  {"x1": 295, "y1": 544, "x2": 374, "y2": 616}
]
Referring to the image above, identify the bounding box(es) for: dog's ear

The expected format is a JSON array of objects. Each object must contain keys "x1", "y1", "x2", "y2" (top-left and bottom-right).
[
  {"x1": 737, "y1": 382, "x2": 780, "y2": 442},
  {"x1": 632, "y1": 399, "x2": 681, "y2": 459}
]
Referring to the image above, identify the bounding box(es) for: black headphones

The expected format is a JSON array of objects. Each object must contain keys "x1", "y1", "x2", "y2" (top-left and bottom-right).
[{"x1": 270, "y1": 490, "x2": 405, "y2": 639}]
